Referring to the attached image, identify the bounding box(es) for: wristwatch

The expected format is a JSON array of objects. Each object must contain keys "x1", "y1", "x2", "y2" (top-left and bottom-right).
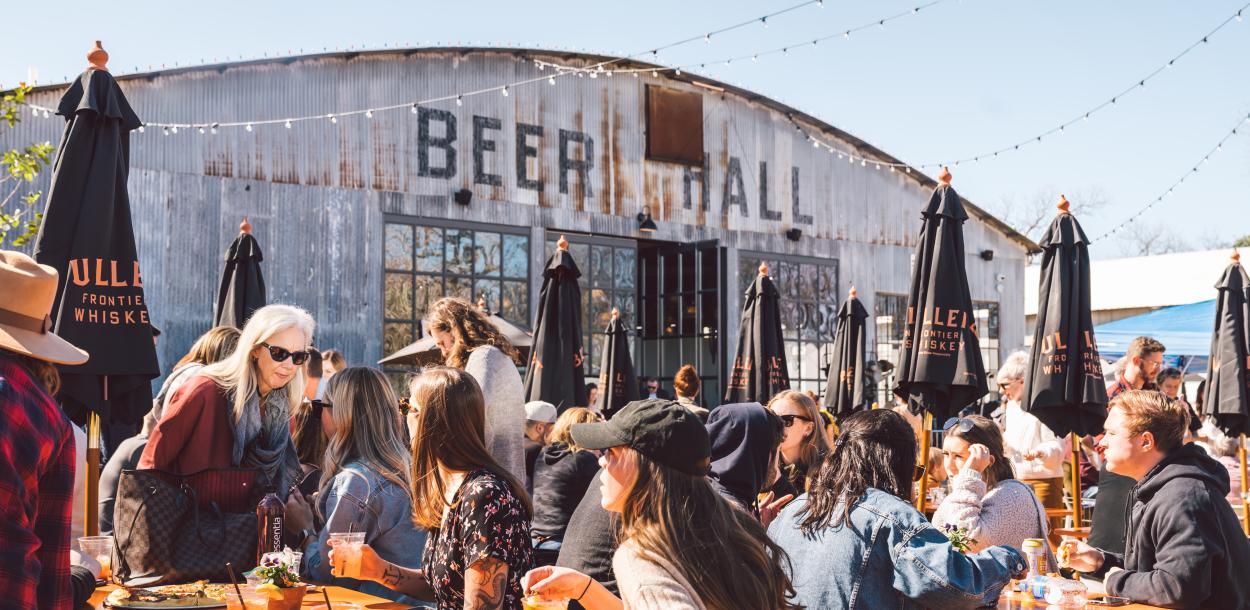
[{"x1": 297, "y1": 528, "x2": 317, "y2": 549}]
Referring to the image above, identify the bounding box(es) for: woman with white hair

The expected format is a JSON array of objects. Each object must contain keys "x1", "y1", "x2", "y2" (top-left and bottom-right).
[
  {"x1": 996, "y1": 350, "x2": 1067, "y2": 540},
  {"x1": 140, "y1": 304, "x2": 314, "y2": 496}
]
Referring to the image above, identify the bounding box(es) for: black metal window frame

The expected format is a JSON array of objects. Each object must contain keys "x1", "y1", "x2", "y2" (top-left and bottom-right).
[
  {"x1": 737, "y1": 251, "x2": 840, "y2": 399},
  {"x1": 873, "y1": 291, "x2": 908, "y2": 408}
]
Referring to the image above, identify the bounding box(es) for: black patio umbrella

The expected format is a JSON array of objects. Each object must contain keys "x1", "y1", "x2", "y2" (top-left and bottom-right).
[
  {"x1": 596, "y1": 308, "x2": 639, "y2": 419},
  {"x1": 1024, "y1": 196, "x2": 1108, "y2": 437},
  {"x1": 1201, "y1": 250, "x2": 1250, "y2": 535},
  {"x1": 523, "y1": 236, "x2": 587, "y2": 412},
  {"x1": 724, "y1": 262, "x2": 790, "y2": 405},
  {"x1": 1023, "y1": 196, "x2": 1108, "y2": 528},
  {"x1": 214, "y1": 218, "x2": 267, "y2": 328},
  {"x1": 892, "y1": 169, "x2": 989, "y2": 420},
  {"x1": 823, "y1": 286, "x2": 869, "y2": 419},
  {"x1": 892, "y1": 169, "x2": 987, "y2": 510},
  {"x1": 32, "y1": 45, "x2": 159, "y2": 534}
]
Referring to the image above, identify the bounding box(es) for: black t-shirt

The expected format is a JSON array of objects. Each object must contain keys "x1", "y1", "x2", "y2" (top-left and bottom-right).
[
  {"x1": 531, "y1": 444, "x2": 600, "y2": 539},
  {"x1": 556, "y1": 468, "x2": 619, "y2": 597}
]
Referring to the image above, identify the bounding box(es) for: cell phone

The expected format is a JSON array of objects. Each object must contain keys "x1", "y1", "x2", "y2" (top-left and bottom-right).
[
  {"x1": 294, "y1": 469, "x2": 321, "y2": 497},
  {"x1": 1087, "y1": 596, "x2": 1132, "y2": 607}
]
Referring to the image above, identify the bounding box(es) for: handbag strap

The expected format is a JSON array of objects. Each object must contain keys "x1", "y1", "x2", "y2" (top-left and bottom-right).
[{"x1": 115, "y1": 483, "x2": 160, "y2": 582}]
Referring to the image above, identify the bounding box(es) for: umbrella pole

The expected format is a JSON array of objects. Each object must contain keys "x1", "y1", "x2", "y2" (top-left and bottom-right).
[
  {"x1": 1070, "y1": 432, "x2": 1082, "y2": 529},
  {"x1": 1240, "y1": 434, "x2": 1248, "y2": 536},
  {"x1": 85, "y1": 410, "x2": 100, "y2": 537},
  {"x1": 916, "y1": 411, "x2": 931, "y2": 512}
]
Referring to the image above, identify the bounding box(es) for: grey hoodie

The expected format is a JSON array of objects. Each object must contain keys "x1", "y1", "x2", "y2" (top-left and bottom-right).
[{"x1": 1096, "y1": 443, "x2": 1250, "y2": 610}]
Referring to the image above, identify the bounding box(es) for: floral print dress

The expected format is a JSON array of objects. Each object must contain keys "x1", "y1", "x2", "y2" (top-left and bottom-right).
[{"x1": 423, "y1": 469, "x2": 533, "y2": 610}]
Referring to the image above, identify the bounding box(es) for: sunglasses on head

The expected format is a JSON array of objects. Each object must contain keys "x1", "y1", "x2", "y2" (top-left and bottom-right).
[
  {"x1": 942, "y1": 417, "x2": 976, "y2": 435},
  {"x1": 260, "y1": 342, "x2": 313, "y2": 365},
  {"x1": 779, "y1": 414, "x2": 813, "y2": 427}
]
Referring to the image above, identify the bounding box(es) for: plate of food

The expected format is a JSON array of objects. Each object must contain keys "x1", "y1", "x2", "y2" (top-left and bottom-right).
[{"x1": 105, "y1": 581, "x2": 229, "y2": 608}]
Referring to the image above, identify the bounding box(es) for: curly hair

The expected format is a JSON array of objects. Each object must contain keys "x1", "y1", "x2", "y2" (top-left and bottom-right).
[{"x1": 424, "y1": 297, "x2": 520, "y2": 369}]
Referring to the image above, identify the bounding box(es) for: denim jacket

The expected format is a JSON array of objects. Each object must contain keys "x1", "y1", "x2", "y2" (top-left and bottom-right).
[
  {"x1": 768, "y1": 489, "x2": 1025, "y2": 609},
  {"x1": 303, "y1": 462, "x2": 428, "y2": 603}
]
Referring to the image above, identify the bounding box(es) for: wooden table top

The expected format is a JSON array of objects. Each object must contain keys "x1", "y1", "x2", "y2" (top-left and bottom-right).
[
  {"x1": 997, "y1": 589, "x2": 1164, "y2": 609},
  {"x1": 88, "y1": 584, "x2": 412, "y2": 609}
]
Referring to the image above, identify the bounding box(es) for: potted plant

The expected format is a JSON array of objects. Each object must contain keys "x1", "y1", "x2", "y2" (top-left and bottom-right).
[{"x1": 250, "y1": 549, "x2": 307, "y2": 610}]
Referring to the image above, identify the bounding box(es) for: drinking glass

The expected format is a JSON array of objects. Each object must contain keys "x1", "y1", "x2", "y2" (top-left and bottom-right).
[
  {"x1": 78, "y1": 536, "x2": 113, "y2": 581},
  {"x1": 326, "y1": 532, "x2": 366, "y2": 578}
]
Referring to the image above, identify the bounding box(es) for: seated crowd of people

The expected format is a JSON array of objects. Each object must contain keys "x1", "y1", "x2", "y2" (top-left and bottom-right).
[{"x1": 3, "y1": 250, "x2": 1249, "y2": 609}]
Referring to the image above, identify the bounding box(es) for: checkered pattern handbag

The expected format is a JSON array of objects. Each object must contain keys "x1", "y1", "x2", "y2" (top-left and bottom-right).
[{"x1": 112, "y1": 468, "x2": 263, "y2": 586}]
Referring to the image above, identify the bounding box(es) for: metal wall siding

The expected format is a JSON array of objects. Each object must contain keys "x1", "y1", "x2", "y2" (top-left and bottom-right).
[{"x1": 1, "y1": 49, "x2": 1028, "y2": 372}]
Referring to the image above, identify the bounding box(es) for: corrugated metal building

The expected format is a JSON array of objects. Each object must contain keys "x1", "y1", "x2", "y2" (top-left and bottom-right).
[{"x1": 3, "y1": 47, "x2": 1038, "y2": 403}]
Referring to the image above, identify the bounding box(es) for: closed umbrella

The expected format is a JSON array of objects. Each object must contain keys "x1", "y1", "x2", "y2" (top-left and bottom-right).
[
  {"x1": 214, "y1": 218, "x2": 266, "y2": 328},
  {"x1": 32, "y1": 43, "x2": 159, "y2": 536},
  {"x1": 893, "y1": 168, "x2": 988, "y2": 509},
  {"x1": 596, "y1": 308, "x2": 639, "y2": 419},
  {"x1": 1201, "y1": 249, "x2": 1250, "y2": 534},
  {"x1": 523, "y1": 236, "x2": 587, "y2": 412},
  {"x1": 1024, "y1": 195, "x2": 1108, "y2": 528},
  {"x1": 823, "y1": 286, "x2": 869, "y2": 419},
  {"x1": 379, "y1": 295, "x2": 531, "y2": 367},
  {"x1": 724, "y1": 263, "x2": 790, "y2": 405}
]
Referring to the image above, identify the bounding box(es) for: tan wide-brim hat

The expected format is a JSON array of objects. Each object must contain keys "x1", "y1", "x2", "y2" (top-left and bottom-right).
[{"x1": 0, "y1": 250, "x2": 89, "y2": 365}]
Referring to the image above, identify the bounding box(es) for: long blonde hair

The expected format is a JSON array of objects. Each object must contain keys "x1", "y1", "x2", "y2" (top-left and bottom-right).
[
  {"x1": 547, "y1": 407, "x2": 601, "y2": 453},
  {"x1": 621, "y1": 451, "x2": 800, "y2": 610},
  {"x1": 768, "y1": 389, "x2": 831, "y2": 470},
  {"x1": 407, "y1": 367, "x2": 531, "y2": 529},
  {"x1": 200, "y1": 304, "x2": 314, "y2": 423},
  {"x1": 317, "y1": 367, "x2": 413, "y2": 514}
]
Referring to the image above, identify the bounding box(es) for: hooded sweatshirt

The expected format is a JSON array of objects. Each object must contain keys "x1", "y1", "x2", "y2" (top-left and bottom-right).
[
  {"x1": 705, "y1": 402, "x2": 778, "y2": 516},
  {"x1": 1096, "y1": 443, "x2": 1250, "y2": 610},
  {"x1": 531, "y1": 442, "x2": 601, "y2": 540}
]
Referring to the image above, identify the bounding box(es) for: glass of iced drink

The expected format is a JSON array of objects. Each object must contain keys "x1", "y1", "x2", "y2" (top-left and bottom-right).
[
  {"x1": 327, "y1": 532, "x2": 366, "y2": 578},
  {"x1": 78, "y1": 536, "x2": 113, "y2": 581},
  {"x1": 223, "y1": 584, "x2": 270, "y2": 610},
  {"x1": 522, "y1": 595, "x2": 569, "y2": 610}
]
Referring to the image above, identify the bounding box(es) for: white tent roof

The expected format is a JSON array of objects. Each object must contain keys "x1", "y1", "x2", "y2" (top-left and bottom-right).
[{"x1": 1024, "y1": 248, "x2": 1238, "y2": 316}]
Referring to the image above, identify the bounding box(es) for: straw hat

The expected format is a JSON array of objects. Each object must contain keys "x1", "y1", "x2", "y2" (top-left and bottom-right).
[{"x1": 0, "y1": 250, "x2": 88, "y2": 365}]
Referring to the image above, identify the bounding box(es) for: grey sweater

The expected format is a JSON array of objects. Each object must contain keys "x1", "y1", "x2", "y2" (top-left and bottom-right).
[
  {"x1": 613, "y1": 541, "x2": 705, "y2": 610},
  {"x1": 464, "y1": 345, "x2": 528, "y2": 484},
  {"x1": 931, "y1": 469, "x2": 1053, "y2": 565}
]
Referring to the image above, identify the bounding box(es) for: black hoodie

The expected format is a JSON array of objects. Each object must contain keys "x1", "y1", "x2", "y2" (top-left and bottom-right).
[
  {"x1": 1097, "y1": 443, "x2": 1250, "y2": 609},
  {"x1": 531, "y1": 442, "x2": 601, "y2": 539},
  {"x1": 706, "y1": 402, "x2": 780, "y2": 516}
]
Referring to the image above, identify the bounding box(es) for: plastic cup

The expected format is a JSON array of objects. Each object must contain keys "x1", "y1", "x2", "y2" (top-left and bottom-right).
[
  {"x1": 78, "y1": 536, "x2": 113, "y2": 581},
  {"x1": 223, "y1": 584, "x2": 270, "y2": 610},
  {"x1": 326, "y1": 532, "x2": 366, "y2": 578},
  {"x1": 522, "y1": 596, "x2": 569, "y2": 610}
]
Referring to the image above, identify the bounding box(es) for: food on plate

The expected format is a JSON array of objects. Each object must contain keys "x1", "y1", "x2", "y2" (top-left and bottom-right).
[{"x1": 105, "y1": 581, "x2": 228, "y2": 608}]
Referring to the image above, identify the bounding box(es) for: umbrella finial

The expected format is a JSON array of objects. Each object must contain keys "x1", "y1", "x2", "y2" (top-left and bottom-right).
[
  {"x1": 938, "y1": 166, "x2": 952, "y2": 186},
  {"x1": 849, "y1": 285, "x2": 858, "y2": 299},
  {"x1": 758, "y1": 262, "x2": 769, "y2": 277},
  {"x1": 477, "y1": 294, "x2": 489, "y2": 311},
  {"x1": 557, "y1": 235, "x2": 569, "y2": 251},
  {"x1": 611, "y1": 307, "x2": 619, "y2": 319},
  {"x1": 239, "y1": 217, "x2": 252, "y2": 234},
  {"x1": 1233, "y1": 248, "x2": 1241, "y2": 264},
  {"x1": 87, "y1": 41, "x2": 109, "y2": 72},
  {"x1": 1057, "y1": 194, "x2": 1070, "y2": 214}
]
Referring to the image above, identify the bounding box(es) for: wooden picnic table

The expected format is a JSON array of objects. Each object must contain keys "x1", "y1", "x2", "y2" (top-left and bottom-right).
[
  {"x1": 997, "y1": 589, "x2": 1166, "y2": 609},
  {"x1": 89, "y1": 584, "x2": 412, "y2": 609}
]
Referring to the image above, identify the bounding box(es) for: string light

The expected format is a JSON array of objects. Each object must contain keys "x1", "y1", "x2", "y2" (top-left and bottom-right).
[
  {"x1": 285, "y1": 120, "x2": 292, "y2": 128},
  {"x1": 365, "y1": 109, "x2": 373, "y2": 118},
  {"x1": 456, "y1": 94, "x2": 463, "y2": 106},
  {"x1": 1091, "y1": 111, "x2": 1250, "y2": 245},
  {"x1": 501, "y1": 85, "x2": 509, "y2": 96}
]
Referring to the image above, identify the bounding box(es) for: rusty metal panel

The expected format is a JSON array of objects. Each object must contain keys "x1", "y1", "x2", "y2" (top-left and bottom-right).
[{"x1": 645, "y1": 85, "x2": 703, "y2": 166}]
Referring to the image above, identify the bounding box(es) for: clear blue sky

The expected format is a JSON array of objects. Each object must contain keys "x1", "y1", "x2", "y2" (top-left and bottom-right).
[{"x1": 4, "y1": 0, "x2": 1247, "y2": 257}]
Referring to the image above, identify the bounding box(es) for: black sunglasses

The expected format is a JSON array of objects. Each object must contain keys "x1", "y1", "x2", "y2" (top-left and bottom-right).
[
  {"x1": 914, "y1": 464, "x2": 927, "y2": 482},
  {"x1": 942, "y1": 417, "x2": 976, "y2": 435},
  {"x1": 311, "y1": 399, "x2": 333, "y2": 411},
  {"x1": 779, "y1": 414, "x2": 813, "y2": 428},
  {"x1": 260, "y1": 342, "x2": 312, "y2": 366},
  {"x1": 398, "y1": 397, "x2": 415, "y2": 415}
]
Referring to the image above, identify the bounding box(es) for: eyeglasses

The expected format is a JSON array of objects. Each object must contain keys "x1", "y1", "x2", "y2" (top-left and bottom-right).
[
  {"x1": 311, "y1": 399, "x2": 332, "y2": 412},
  {"x1": 942, "y1": 417, "x2": 976, "y2": 435},
  {"x1": 779, "y1": 414, "x2": 813, "y2": 427},
  {"x1": 259, "y1": 342, "x2": 313, "y2": 366}
]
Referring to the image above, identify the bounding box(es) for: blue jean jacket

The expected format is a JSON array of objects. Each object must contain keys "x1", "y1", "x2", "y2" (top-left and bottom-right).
[
  {"x1": 768, "y1": 489, "x2": 1025, "y2": 609},
  {"x1": 303, "y1": 462, "x2": 429, "y2": 605}
]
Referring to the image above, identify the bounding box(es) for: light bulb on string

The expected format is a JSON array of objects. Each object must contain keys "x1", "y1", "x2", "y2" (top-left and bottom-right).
[
  {"x1": 843, "y1": 31, "x2": 851, "y2": 39},
  {"x1": 211, "y1": 124, "x2": 218, "y2": 134},
  {"x1": 245, "y1": 124, "x2": 252, "y2": 132},
  {"x1": 137, "y1": 125, "x2": 145, "y2": 133},
  {"x1": 42, "y1": 110, "x2": 49, "y2": 118},
  {"x1": 501, "y1": 85, "x2": 509, "y2": 96},
  {"x1": 329, "y1": 114, "x2": 337, "y2": 124},
  {"x1": 456, "y1": 95, "x2": 464, "y2": 106},
  {"x1": 285, "y1": 120, "x2": 292, "y2": 129},
  {"x1": 198, "y1": 126, "x2": 205, "y2": 134},
  {"x1": 162, "y1": 127, "x2": 169, "y2": 136},
  {"x1": 704, "y1": 33, "x2": 711, "y2": 43},
  {"x1": 365, "y1": 110, "x2": 373, "y2": 118},
  {"x1": 548, "y1": 75, "x2": 556, "y2": 85},
  {"x1": 171, "y1": 126, "x2": 178, "y2": 134},
  {"x1": 411, "y1": 103, "x2": 419, "y2": 114}
]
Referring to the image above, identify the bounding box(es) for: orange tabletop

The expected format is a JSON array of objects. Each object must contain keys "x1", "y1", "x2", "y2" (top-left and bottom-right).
[
  {"x1": 89, "y1": 584, "x2": 412, "y2": 609},
  {"x1": 997, "y1": 589, "x2": 1166, "y2": 609}
]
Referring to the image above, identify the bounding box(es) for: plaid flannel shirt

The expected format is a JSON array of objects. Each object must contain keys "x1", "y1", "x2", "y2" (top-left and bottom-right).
[
  {"x1": 0, "y1": 354, "x2": 75, "y2": 610},
  {"x1": 1107, "y1": 374, "x2": 1157, "y2": 401}
]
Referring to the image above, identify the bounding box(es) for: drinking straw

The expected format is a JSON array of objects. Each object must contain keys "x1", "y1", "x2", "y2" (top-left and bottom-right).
[
  {"x1": 226, "y1": 562, "x2": 248, "y2": 610},
  {"x1": 321, "y1": 586, "x2": 333, "y2": 609}
]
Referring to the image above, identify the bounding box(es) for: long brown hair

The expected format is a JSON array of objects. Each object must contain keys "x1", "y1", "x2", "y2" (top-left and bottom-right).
[
  {"x1": 943, "y1": 415, "x2": 1015, "y2": 489},
  {"x1": 407, "y1": 367, "x2": 530, "y2": 529},
  {"x1": 2, "y1": 348, "x2": 60, "y2": 396},
  {"x1": 424, "y1": 298, "x2": 519, "y2": 369},
  {"x1": 547, "y1": 407, "x2": 601, "y2": 453},
  {"x1": 799, "y1": 409, "x2": 915, "y2": 533},
  {"x1": 316, "y1": 367, "x2": 413, "y2": 515},
  {"x1": 621, "y1": 451, "x2": 800, "y2": 610},
  {"x1": 174, "y1": 326, "x2": 241, "y2": 369}
]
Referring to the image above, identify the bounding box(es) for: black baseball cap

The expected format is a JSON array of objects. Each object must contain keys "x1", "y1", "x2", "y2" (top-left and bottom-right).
[{"x1": 571, "y1": 398, "x2": 711, "y2": 476}]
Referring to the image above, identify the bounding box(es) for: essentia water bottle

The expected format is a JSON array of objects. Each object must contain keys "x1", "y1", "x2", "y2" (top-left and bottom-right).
[{"x1": 256, "y1": 490, "x2": 285, "y2": 563}]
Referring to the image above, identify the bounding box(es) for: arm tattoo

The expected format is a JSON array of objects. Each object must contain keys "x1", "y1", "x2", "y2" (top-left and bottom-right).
[
  {"x1": 465, "y1": 557, "x2": 508, "y2": 610},
  {"x1": 382, "y1": 564, "x2": 406, "y2": 588}
]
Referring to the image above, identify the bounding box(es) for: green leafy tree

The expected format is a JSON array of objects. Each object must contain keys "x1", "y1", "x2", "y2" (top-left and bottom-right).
[
  {"x1": 1234, "y1": 234, "x2": 1250, "y2": 248},
  {"x1": 1, "y1": 84, "x2": 53, "y2": 247}
]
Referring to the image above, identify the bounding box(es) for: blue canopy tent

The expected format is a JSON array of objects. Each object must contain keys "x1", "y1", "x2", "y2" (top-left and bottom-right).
[{"x1": 1095, "y1": 299, "x2": 1215, "y2": 370}]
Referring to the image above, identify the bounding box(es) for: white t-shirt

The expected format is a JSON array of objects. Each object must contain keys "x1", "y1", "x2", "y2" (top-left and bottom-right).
[
  {"x1": 1002, "y1": 400, "x2": 1068, "y2": 480},
  {"x1": 613, "y1": 540, "x2": 705, "y2": 610}
]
